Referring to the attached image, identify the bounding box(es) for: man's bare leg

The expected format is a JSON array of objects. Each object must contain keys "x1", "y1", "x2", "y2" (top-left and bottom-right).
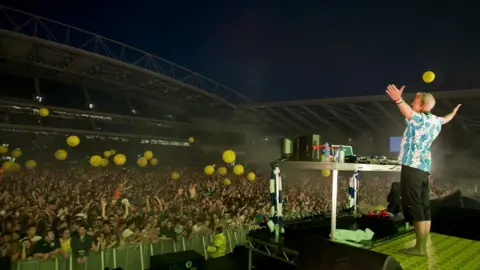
[
  {"x1": 425, "y1": 220, "x2": 431, "y2": 246},
  {"x1": 405, "y1": 221, "x2": 429, "y2": 256},
  {"x1": 425, "y1": 220, "x2": 431, "y2": 234}
]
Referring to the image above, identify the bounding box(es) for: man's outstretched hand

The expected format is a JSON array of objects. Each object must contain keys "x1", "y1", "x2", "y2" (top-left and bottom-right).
[
  {"x1": 386, "y1": 85, "x2": 405, "y2": 101},
  {"x1": 443, "y1": 104, "x2": 462, "y2": 124},
  {"x1": 453, "y1": 104, "x2": 462, "y2": 113}
]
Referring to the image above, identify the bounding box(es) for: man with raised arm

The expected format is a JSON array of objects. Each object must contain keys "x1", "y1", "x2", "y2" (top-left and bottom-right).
[{"x1": 385, "y1": 84, "x2": 461, "y2": 256}]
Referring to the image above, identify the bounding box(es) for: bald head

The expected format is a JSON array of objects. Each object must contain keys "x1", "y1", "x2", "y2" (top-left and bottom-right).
[
  {"x1": 421, "y1": 93, "x2": 436, "y2": 112},
  {"x1": 412, "y1": 92, "x2": 436, "y2": 113}
]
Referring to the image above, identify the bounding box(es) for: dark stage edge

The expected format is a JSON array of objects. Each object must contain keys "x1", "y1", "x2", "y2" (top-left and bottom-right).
[{"x1": 204, "y1": 232, "x2": 480, "y2": 270}]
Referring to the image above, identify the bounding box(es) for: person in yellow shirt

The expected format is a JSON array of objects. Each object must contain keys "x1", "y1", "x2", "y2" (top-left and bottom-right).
[
  {"x1": 207, "y1": 227, "x2": 226, "y2": 259},
  {"x1": 58, "y1": 229, "x2": 71, "y2": 259}
]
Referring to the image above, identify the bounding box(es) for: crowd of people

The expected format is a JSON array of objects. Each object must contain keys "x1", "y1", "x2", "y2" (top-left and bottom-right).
[{"x1": 0, "y1": 165, "x2": 466, "y2": 263}]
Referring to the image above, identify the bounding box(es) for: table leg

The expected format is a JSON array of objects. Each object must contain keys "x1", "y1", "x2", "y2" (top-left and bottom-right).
[
  {"x1": 353, "y1": 172, "x2": 358, "y2": 216},
  {"x1": 330, "y1": 169, "x2": 338, "y2": 241}
]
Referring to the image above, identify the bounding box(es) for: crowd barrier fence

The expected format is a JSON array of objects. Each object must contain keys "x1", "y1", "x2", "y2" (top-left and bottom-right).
[{"x1": 12, "y1": 227, "x2": 251, "y2": 270}]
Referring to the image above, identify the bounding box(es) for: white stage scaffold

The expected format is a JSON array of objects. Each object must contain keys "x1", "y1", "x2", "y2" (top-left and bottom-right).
[
  {"x1": 348, "y1": 171, "x2": 360, "y2": 210},
  {"x1": 267, "y1": 159, "x2": 286, "y2": 238}
]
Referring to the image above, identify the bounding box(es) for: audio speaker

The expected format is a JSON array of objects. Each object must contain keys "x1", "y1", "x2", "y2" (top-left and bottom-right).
[
  {"x1": 296, "y1": 236, "x2": 402, "y2": 270},
  {"x1": 281, "y1": 138, "x2": 294, "y2": 159},
  {"x1": 294, "y1": 134, "x2": 322, "y2": 161},
  {"x1": 357, "y1": 214, "x2": 406, "y2": 240},
  {"x1": 149, "y1": 250, "x2": 204, "y2": 270},
  {"x1": 431, "y1": 190, "x2": 480, "y2": 241}
]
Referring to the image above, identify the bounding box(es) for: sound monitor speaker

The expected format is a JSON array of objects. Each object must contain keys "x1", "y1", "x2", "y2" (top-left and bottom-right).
[
  {"x1": 431, "y1": 190, "x2": 480, "y2": 241},
  {"x1": 149, "y1": 250, "x2": 204, "y2": 270},
  {"x1": 296, "y1": 236, "x2": 402, "y2": 270},
  {"x1": 358, "y1": 214, "x2": 406, "y2": 240},
  {"x1": 294, "y1": 134, "x2": 322, "y2": 161}
]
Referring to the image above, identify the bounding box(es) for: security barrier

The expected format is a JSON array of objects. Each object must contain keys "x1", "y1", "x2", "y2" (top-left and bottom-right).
[{"x1": 11, "y1": 227, "x2": 251, "y2": 270}]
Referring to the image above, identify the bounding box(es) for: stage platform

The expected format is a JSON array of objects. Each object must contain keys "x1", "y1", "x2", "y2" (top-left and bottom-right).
[
  {"x1": 245, "y1": 229, "x2": 480, "y2": 270},
  {"x1": 203, "y1": 190, "x2": 480, "y2": 269},
  {"x1": 371, "y1": 232, "x2": 480, "y2": 270}
]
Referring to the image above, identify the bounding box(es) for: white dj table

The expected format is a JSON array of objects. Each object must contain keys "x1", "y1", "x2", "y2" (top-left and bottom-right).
[{"x1": 281, "y1": 161, "x2": 401, "y2": 241}]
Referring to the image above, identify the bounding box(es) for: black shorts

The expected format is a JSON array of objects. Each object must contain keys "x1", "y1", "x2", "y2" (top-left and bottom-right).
[{"x1": 400, "y1": 165, "x2": 431, "y2": 223}]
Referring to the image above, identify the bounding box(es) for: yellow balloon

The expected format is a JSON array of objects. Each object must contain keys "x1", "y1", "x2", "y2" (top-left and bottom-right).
[
  {"x1": 39, "y1": 108, "x2": 49, "y2": 117},
  {"x1": 188, "y1": 137, "x2": 195, "y2": 144},
  {"x1": 374, "y1": 205, "x2": 385, "y2": 211},
  {"x1": 171, "y1": 172, "x2": 180, "y2": 180},
  {"x1": 66, "y1": 136, "x2": 80, "y2": 147},
  {"x1": 55, "y1": 150, "x2": 68, "y2": 161},
  {"x1": 11, "y1": 148, "x2": 22, "y2": 158},
  {"x1": 222, "y1": 150, "x2": 236, "y2": 164},
  {"x1": 233, "y1": 164, "x2": 244, "y2": 176},
  {"x1": 90, "y1": 155, "x2": 103, "y2": 167},
  {"x1": 223, "y1": 178, "x2": 231, "y2": 185},
  {"x1": 113, "y1": 154, "x2": 126, "y2": 165},
  {"x1": 11, "y1": 163, "x2": 21, "y2": 172},
  {"x1": 25, "y1": 160, "x2": 37, "y2": 169},
  {"x1": 144, "y1": 151, "x2": 154, "y2": 160},
  {"x1": 2, "y1": 161, "x2": 13, "y2": 171},
  {"x1": 137, "y1": 157, "x2": 148, "y2": 167},
  {"x1": 104, "y1": 151, "x2": 112, "y2": 158},
  {"x1": 247, "y1": 172, "x2": 256, "y2": 181},
  {"x1": 150, "y1": 158, "x2": 158, "y2": 166},
  {"x1": 110, "y1": 149, "x2": 116, "y2": 155},
  {"x1": 321, "y1": 170, "x2": 331, "y2": 177},
  {"x1": 101, "y1": 158, "x2": 109, "y2": 167},
  {"x1": 422, "y1": 71, "x2": 435, "y2": 83},
  {"x1": 0, "y1": 145, "x2": 8, "y2": 154},
  {"x1": 204, "y1": 165, "x2": 215, "y2": 176},
  {"x1": 217, "y1": 166, "x2": 227, "y2": 176}
]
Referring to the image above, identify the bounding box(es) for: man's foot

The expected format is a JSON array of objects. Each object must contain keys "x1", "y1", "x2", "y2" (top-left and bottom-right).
[{"x1": 403, "y1": 247, "x2": 427, "y2": 256}]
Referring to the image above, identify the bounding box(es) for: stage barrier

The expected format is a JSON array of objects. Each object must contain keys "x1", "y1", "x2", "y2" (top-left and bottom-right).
[{"x1": 11, "y1": 227, "x2": 251, "y2": 270}]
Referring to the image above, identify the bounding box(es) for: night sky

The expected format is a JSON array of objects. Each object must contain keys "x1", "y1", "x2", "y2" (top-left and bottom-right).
[{"x1": 4, "y1": 1, "x2": 480, "y2": 102}]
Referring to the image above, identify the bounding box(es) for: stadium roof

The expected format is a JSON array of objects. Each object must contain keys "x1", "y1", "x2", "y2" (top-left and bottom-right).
[
  {"x1": 238, "y1": 89, "x2": 480, "y2": 134},
  {"x1": 0, "y1": 6, "x2": 254, "y2": 115},
  {"x1": 1, "y1": 6, "x2": 479, "y2": 136}
]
